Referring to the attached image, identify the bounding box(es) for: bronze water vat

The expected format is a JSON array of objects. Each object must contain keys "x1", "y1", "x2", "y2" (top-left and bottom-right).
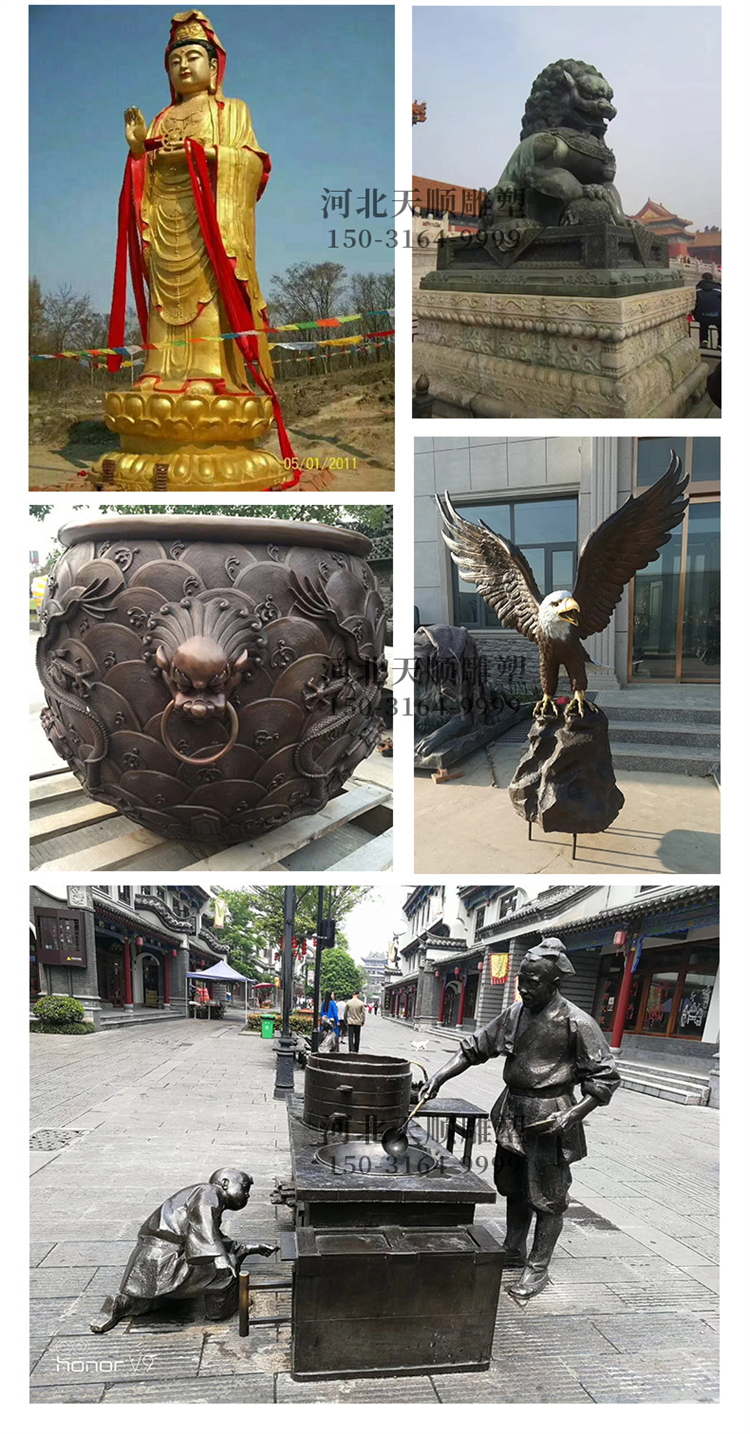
[{"x1": 37, "y1": 514, "x2": 387, "y2": 845}]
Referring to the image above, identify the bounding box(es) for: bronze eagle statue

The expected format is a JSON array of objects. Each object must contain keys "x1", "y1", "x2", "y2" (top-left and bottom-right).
[{"x1": 436, "y1": 451, "x2": 688, "y2": 722}]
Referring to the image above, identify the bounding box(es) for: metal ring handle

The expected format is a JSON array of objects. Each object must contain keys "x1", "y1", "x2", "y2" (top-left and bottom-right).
[{"x1": 160, "y1": 698, "x2": 239, "y2": 767}]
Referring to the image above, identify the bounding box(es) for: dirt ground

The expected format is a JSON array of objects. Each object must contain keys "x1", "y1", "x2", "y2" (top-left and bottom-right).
[{"x1": 28, "y1": 362, "x2": 394, "y2": 492}]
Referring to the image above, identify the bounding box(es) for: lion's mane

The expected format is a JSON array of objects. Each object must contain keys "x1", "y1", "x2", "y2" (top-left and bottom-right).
[{"x1": 520, "y1": 59, "x2": 610, "y2": 140}]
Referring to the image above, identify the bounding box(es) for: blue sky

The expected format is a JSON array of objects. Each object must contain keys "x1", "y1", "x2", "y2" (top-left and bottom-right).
[
  {"x1": 30, "y1": 5, "x2": 395, "y2": 311},
  {"x1": 413, "y1": 6, "x2": 721, "y2": 229}
]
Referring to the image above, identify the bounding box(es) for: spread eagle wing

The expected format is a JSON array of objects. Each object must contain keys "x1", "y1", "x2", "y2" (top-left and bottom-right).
[
  {"x1": 436, "y1": 493, "x2": 542, "y2": 641},
  {"x1": 572, "y1": 450, "x2": 689, "y2": 640}
]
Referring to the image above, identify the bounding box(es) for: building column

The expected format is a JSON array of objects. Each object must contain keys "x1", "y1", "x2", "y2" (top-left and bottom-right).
[
  {"x1": 164, "y1": 952, "x2": 171, "y2": 1009},
  {"x1": 456, "y1": 973, "x2": 467, "y2": 1027},
  {"x1": 123, "y1": 937, "x2": 133, "y2": 1011},
  {"x1": 437, "y1": 975, "x2": 446, "y2": 1024},
  {"x1": 610, "y1": 934, "x2": 640, "y2": 1054},
  {"x1": 586, "y1": 437, "x2": 620, "y2": 686}
]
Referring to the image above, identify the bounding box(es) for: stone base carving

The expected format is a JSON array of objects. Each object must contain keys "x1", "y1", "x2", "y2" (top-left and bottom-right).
[
  {"x1": 413, "y1": 285, "x2": 706, "y2": 418},
  {"x1": 89, "y1": 383, "x2": 292, "y2": 492}
]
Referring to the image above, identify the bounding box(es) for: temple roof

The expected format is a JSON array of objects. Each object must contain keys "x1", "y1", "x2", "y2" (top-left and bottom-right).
[{"x1": 631, "y1": 198, "x2": 693, "y2": 227}]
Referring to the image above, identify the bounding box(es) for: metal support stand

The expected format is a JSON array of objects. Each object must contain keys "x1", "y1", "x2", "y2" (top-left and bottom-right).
[
  {"x1": 528, "y1": 821, "x2": 532, "y2": 841},
  {"x1": 572, "y1": 832, "x2": 578, "y2": 860},
  {"x1": 238, "y1": 1269, "x2": 293, "y2": 1337}
]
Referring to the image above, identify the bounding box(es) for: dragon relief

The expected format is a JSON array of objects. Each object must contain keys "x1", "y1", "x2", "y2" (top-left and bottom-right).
[
  {"x1": 487, "y1": 59, "x2": 635, "y2": 230},
  {"x1": 288, "y1": 567, "x2": 387, "y2": 803}
]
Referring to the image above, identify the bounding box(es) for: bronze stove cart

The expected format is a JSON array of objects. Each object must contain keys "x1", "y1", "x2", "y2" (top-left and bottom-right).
[{"x1": 278, "y1": 1054, "x2": 506, "y2": 1380}]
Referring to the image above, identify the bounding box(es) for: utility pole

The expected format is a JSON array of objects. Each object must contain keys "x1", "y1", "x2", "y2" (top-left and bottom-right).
[{"x1": 273, "y1": 886, "x2": 297, "y2": 1099}]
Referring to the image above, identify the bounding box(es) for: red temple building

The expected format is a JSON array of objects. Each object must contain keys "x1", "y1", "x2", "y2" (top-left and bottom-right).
[{"x1": 629, "y1": 199, "x2": 695, "y2": 258}]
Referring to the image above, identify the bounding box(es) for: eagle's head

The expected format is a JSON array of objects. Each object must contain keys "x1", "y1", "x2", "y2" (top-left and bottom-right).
[{"x1": 538, "y1": 591, "x2": 580, "y2": 640}]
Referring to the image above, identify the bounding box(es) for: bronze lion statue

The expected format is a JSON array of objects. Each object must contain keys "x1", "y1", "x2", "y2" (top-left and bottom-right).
[{"x1": 487, "y1": 59, "x2": 631, "y2": 229}]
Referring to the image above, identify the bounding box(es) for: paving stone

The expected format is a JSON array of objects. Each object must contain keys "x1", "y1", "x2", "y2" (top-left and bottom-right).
[
  {"x1": 30, "y1": 1242, "x2": 57, "y2": 1267},
  {"x1": 40, "y1": 1241, "x2": 136, "y2": 1267},
  {"x1": 200, "y1": 1325, "x2": 292, "y2": 1376},
  {"x1": 433, "y1": 1362, "x2": 593, "y2": 1403},
  {"x1": 605, "y1": 1278, "x2": 719, "y2": 1313},
  {"x1": 499, "y1": 1282, "x2": 629, "y2": 1316},
  {"x1": 681, "y1": 1264, "x2": 719, "y2": 1294},
  {"x1": 492, "y1": 1314, "x2": 616, "y2": 1357},
  {"x1": 591, "y1": 1312, "x2": 719, "y2": 1354},
  {"x1": 565, "y1": 1353, "x2": 720, "y2": 1403},
  {"x1": 30, "y1": 1382, "x2": 106, "y2": 1402},
  {"x1": 30, "y1": 1267, "x2": 98, "y2": 1297},
  {"x1": 103, "y1": 1375, "x2": 276, "y2": 1402},
  {"x1": 277, "y1": 1372, "x2": 440, "y2": 1402},
  {"x1": 31, "y1": 1333, "x2": 204, "y2": 1387}
]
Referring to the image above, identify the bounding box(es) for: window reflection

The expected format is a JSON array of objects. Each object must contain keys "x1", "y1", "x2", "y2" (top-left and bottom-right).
[{"x1": 453, "y1": 497, "x2": 578, "y2": 627}]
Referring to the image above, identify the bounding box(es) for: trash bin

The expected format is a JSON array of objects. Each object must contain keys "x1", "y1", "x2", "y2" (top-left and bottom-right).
[{"x1": 261, "y1": 1015, "x2": 276, "y2": 1040}]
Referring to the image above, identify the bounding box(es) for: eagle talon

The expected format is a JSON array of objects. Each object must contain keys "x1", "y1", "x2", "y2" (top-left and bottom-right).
[
  {"x1": 566, "y1": 692, "x2": 598, "y2": 720},
  {"x1": 533, "y1": 694, "x2": 560, "y2": 721}
]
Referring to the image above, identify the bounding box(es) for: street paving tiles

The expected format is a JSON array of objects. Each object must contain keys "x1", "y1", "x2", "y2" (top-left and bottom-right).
[{"x1": 29, "y1": 1013, "x2": 720, "y2": 1403}]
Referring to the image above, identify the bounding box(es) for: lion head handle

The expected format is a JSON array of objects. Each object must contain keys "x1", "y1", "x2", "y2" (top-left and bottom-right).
[
  {"x1": 155, "y1": 637, "x2": 248, "y2": 720},
  {"x1": 144, "y1": 595, "x2": 266, "y2": 722}
]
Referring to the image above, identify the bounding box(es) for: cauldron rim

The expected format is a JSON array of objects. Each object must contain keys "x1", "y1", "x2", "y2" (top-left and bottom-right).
[{"x1": 57, "y1": 514, "x2": 372, "y2": 558}]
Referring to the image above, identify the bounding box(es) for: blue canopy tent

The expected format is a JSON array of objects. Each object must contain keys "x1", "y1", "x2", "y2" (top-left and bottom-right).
[{"x1": 185, "y1": 958, "x2": 252, "y2": 1021}]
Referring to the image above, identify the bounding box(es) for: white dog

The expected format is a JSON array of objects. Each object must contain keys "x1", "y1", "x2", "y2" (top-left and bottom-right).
[{"x1": 411, "y1": 1039, "x2": 429, "y2": 1051}]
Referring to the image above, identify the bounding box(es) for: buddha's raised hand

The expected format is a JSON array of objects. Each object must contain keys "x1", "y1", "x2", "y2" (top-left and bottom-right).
[{"x1": 124, "y1": 106, "x2": 147, "y2": 155}]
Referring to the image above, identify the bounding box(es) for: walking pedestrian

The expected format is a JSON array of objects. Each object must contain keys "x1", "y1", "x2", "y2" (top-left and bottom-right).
[
  {"x1": 344, "y1": 991, "x2": 366, "y2": 1052},
  {"x1": 693, "y1": 273, "x2": 721, "y2": 348},
  {"x1": 320, "y1": 990, "x2": 339, "y2": 1038}
]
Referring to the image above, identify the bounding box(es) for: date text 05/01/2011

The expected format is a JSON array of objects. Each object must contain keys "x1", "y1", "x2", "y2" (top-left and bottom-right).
[{"x1": 283, "y1": 456, "x2": 358, "y2": 471}]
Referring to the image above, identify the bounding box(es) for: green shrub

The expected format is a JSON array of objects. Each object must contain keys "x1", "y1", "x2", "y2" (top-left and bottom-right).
[
  {"x1": 243, "y1": 1012, "x2": 313, "y2": 1034},
  {"x1": 33, "y1": 994, "x2": 85, "y2": 1026},
  {"x1": 30, "y1": 1020, "x2": 95, "y2": 1035}
]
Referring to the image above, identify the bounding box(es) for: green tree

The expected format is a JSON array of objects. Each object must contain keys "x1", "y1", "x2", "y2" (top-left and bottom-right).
[
  {"x1": 215, "y1": 886, "x2": 371, "y2": 962},
  {"x1": 319, "y1": 947, "x2": 366, "y2": 1001}
]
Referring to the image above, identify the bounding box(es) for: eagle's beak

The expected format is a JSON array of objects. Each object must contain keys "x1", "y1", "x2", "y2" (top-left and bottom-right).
[{"x1": 558, "y1": 598, "x2": 580, "y2": 626}]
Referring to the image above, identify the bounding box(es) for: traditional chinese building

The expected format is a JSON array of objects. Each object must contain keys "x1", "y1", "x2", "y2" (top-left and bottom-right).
[
  {"x1": 687, "y1": 228, "x2": 721, "y2": 267},
  {"x1": 629, "y1": 199, "x2": 695, "y2": 258},
  {"x1": 29, "y1": 883, "x2": 234, "y2": 1028},
  {"x1": 383, "y1": 883, "x2": 719, "y2": 1102}
]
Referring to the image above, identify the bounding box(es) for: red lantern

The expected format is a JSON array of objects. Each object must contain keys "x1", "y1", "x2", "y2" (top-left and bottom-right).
[
  {"x1": 171, "y1": 949, "x2": 177, "y2": 958},
  {"x1": 136, "y1": 937, "x2": 143, "y2": 947},
  {"x1": 614, "y1": 930, "x2": 627, "y2": 947},
  {"x1": 477, "y1": 961, "x2": 484, "y2": 972},
  {"x1": 454, "y1": 966, "x2": 460, "y2": 976}
]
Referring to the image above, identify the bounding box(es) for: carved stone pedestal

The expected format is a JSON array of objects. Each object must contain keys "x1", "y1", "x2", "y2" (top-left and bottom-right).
[
  {"x1": 413, "y1": 285, "x2": 706, "y2": 419},
  {"x1": 88, "y1": 384, "x2": 293, "y2": 492}
]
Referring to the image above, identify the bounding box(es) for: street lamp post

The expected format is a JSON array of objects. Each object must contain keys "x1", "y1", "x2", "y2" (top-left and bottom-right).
[
  {"x1": 273, "y1": 886, "x2": 297, "y2": 1099},
  {"x1": 311, "y1": 886, "x2": 325, "y2": 1052}
]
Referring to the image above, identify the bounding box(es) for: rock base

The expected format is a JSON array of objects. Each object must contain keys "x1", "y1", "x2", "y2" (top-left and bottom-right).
[
  {"x1": 509, "y1": 706, "x2": 624, "y2": 834},
  {"x1": 412, "y1": 284, "x2": 706, "y2": 418}
]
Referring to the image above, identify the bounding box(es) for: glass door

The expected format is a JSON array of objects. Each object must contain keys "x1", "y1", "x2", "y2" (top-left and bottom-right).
[
  {"x1": 629, "y1": 439, "x2": 720, "y2": 683},
  {"x1": 680, "y1": 501, "x2": 720, "y2": 680}
]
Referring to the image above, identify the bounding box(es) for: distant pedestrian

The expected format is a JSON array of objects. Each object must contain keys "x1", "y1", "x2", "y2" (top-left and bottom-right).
[
  {"x1": 345, "y1": 992, "x2": 366, "y2": 1053},
  {"x1": 694, "y1": 273, "x2": 721, "y2": 348},
  {"x1": 320, "y1": 990, "x2": 339, "y2": 1037},
  {"x1": 336, "y1": 998, "x2": 348, "y2": 1043}
]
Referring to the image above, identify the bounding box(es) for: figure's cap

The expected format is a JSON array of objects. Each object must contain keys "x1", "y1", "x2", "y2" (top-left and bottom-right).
[
  {"x1": 165, "y1": 11, "x2": 227, "y2": 99},
  {"x1": 521, "y1": 936, "x2": 576, "y2": 977}
]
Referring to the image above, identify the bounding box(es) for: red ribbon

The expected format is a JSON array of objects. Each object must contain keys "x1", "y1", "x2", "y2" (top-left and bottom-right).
[
  {"x1": 106, "y1": 154, "x2": 148, "y2": 374},
  {"x1": 183, "y1": 138, "x2": 296, "y2": 466}
]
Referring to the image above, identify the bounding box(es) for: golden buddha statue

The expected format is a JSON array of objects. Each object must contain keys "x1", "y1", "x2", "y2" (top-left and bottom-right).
[{"x1": 90, "y1": 10, "x2": 295, "y2": 491}]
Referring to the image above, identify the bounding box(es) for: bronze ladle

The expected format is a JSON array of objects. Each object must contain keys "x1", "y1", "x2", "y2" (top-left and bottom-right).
[{"x1": 380, "y1": 1090, "x2": 432, "y2": 1159}]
